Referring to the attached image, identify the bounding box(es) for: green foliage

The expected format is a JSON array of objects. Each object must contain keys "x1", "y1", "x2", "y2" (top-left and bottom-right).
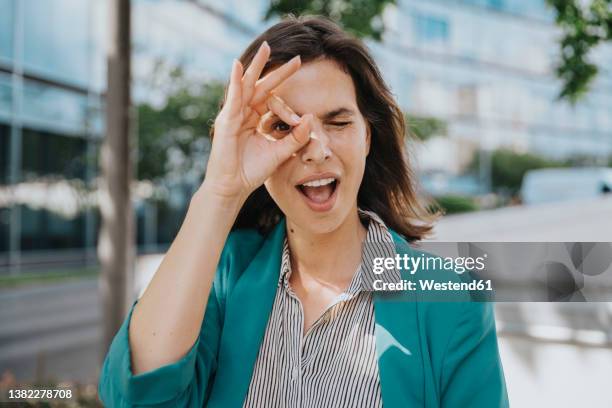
[
  {"x1": 430, "y1": 195, "x2": 479, "y2": 215},
  {"x1": 470, "y1": 148, "x2": 562, "y2": 195},
  {"x1": 405, "y1": 113, "x2": 447, "y2": 141},
  {"x1": 136, "y1": 66, "x2": 224, "y2": 182},
  {"x1": 547, "y1": 0, "x2": 612, "y2": 103},
  {"x1": 0, "y1": 267, "x2": 98, "y2": 289},
  {"x1": 265, "y1": 0, "x2": 396, "y2": 40},
  {"x1": 560, "y1": 153, "x2": 608, "y2": 167}
]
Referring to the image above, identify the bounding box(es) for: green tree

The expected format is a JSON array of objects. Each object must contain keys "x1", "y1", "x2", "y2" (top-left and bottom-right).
[
  {"x1": 429, "y1": 195, "x2": 479, "y2": 215},
  {"x1": 405, "y1": 113, "x2": 447, "y2": 141},
  {"x1": 266, "y1": 0, "x2": 396, "y2": 40},
  {"x1": 136, "y1": 66, "x2": 224, "y2": 182},
  {"x1": 547, "y1": 0, "x2": 612, "y2": 103},
  {"x1": 469, "y1": 148, "x2": 562, "y2": 195}
]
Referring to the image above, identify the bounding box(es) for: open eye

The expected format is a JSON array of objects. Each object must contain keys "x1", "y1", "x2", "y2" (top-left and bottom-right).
[
  {"x1": 257, "y1": 113, "x2": 295, "y2": 141},
  {"x1": 272, "y1": 120, "x2": 292, "y2": 133}
]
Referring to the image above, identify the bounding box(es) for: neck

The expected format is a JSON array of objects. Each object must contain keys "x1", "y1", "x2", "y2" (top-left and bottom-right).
[{"x1": 286, "y1": 207, "x2": 368, "y2": 285}]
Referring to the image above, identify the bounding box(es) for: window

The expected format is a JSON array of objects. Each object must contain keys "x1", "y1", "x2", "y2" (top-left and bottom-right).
[
  {"x1": 21, "y1": 80, "x2": 89, "y2": 133},
  {"x1": 19, "y1": 205, "x2": 86, "y2": 251},
  {"x1": 0, "y1": 73, "x2": 11, "y2": 116},
  {"x1": 0, "y1": 0, "x2": 13, "y2": 62},
  {"x1": 413, "y1": 13, "x2": 449, "y2": 43},
  {"x1": 21, "y1": 128, "x2": 86, "y2": 181},
  {"x1": 0, "y1": 124, "x2": 8, "y2": 184},
  {"x1": 0, "y1": 207, "x2": 7, "y2": 254},
  {"x1": 19, "y1": 128, "x2": 88, "y2": 251},
  {"x1": 459, "y1": 0, "x2": 505, "y2": 10},
  {"x1": 22, "y1": 0, "x2": 90, "y2": 86}
]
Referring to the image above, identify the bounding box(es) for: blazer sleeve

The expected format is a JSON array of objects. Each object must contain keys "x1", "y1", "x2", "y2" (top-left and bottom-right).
[
  {"x1": 97, "y1": 276, "x2": 223, "y2": 407},
  {"x1": 439, "y1": 302, "x2": 510, "y2": 408}
]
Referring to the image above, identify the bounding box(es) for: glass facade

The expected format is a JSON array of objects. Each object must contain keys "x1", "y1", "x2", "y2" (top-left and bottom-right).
[
  {"x1": 0, "y1": 0, "x2": 13, "y2": 62},
  {"x1": 21, "y1": 80, "x2": 90, "y2": 134},
  {"x1": 0, "y1": 0, "x2": 104, "y2": 272},
  {"x1": 0, "y1": 73, "x2": 11, "y2": 117},
  {"x1": 22, "y1": 0, "x2": 92, "y2": 87},
  {"x1": 412, "y1": 12, "x2": 449, "y2": 43},
  {"x1": 1, "y1": 0, "x2": 611, "y2": 272}
]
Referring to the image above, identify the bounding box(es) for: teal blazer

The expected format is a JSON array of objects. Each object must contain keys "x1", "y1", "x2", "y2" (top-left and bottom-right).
[{"x1": 98, "y1": 218, "x2": 509, "y2": 407}]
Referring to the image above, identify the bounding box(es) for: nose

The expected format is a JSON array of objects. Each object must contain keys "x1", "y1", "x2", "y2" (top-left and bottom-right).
[{"x1": 299, "y1": 121, "x2": 332, "y2": 164}]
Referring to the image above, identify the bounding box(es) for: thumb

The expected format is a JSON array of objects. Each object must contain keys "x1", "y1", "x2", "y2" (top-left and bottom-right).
[{"x1": 270, "y1": 113, "x2": 312, "y2": 163}]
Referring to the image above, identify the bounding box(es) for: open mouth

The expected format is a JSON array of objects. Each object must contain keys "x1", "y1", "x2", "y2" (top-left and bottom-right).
[{"x1": 295, "y1": 176, "x2": 339, "y2": 212}]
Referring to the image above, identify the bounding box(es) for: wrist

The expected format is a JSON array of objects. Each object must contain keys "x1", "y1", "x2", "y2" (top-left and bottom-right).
[{"x1": 190, "y1": 182, "x2": 247, "y2": 216}]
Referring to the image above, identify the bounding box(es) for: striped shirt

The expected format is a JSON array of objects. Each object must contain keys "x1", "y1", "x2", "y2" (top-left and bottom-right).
[{"x1": 243, "y1": 209, "x2": 401, "y2": 408}]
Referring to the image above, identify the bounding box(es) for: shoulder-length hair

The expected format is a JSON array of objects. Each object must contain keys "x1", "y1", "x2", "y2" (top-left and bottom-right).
[{"x1": 214, "y1": 15, "x2": 438, "y2": 242}]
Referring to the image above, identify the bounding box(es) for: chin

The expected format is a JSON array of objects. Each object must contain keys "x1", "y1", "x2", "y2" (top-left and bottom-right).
[
  {"x1": 286, "y1": 195, "x2": 356, "y2": 236},
  {"x1": 291, "y1": 210, "x2": 346, "y2": 235}
]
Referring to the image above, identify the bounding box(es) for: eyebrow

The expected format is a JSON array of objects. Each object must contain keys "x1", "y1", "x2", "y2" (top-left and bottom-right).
[
  {"x1": 322, "y1": 107, "x2": 355, "y2": 121},
  {"x1": 295, "y1": 107, "x2": 355, "y2": 120}
]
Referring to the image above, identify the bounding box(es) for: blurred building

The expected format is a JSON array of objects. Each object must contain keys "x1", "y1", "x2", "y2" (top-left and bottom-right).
[
  {"x1": 0, "y1": 0, "x2": 106, "y2": 272},
  {"x1": 1, "y1": 0, "x2": 612, "y2": 272},
  {"x1": 380, "y1": 0, "x2": 612, "y2": 174}
]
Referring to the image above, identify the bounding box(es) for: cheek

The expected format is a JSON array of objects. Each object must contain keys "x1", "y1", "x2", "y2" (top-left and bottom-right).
[
  {"x1": 334, "y1": 128, "x2": 369, "y2": 174},
  {"x1": 264, "y1": 174, "x2": 284, "y2": 199},
  {"x1": 264, "y1": 161, "x2": 294, "y2": 200}
]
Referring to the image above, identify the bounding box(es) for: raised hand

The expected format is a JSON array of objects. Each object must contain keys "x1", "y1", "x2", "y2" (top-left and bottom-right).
[{"x1": 203, "y1": 41, "x2": 313, "y2": 202}]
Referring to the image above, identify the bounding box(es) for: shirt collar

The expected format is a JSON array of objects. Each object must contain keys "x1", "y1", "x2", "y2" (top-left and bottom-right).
[{"x1": 278, "y1": 209, "x2": 401, "y2": 293}]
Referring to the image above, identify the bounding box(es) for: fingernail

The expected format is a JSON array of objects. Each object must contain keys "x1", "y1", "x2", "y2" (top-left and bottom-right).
[
  {"x1": 261, "y1": 41, "x2": 269, "y2": 50},
  {"x1": 291, "y1": 55, "x2": 301, "y2": 63},
  {"x1": 291, "y1": 114, "x2": 301, "y2": 123}
]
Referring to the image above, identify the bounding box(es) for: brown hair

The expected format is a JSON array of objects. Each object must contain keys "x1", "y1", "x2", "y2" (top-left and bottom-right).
[{"x1": 221, "y1": 15, "x2": 438, "y2": 242}]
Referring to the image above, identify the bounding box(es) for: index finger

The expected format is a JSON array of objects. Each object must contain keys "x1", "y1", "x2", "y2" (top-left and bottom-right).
[
  {"x1": 241, "y1": 41, "x2": 271, "y2": 107},
  {"x1": 250, "y1": 55, "x2": 301, "y2": 107}
]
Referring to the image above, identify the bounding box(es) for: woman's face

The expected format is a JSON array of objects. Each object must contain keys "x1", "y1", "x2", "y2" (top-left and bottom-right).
[{"x1": 263, "y1": 58, "x2": 370, "y2": 234}]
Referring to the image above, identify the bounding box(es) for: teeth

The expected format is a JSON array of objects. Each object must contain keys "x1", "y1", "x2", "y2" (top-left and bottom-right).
[{"x1": 301, "y1": 177, "x2": 335, "y2": 187}]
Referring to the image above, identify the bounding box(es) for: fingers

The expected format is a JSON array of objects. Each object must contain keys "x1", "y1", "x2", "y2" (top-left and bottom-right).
[
  {"x1": 241, "y1": 41, "x2": 270, "y2": 109},
  {"x1": 267, "y1": 95, "x2": 301, "y2": 127},
  {"x1": 225, "y1": 59, "x2": 243, "y2": 118},
  {"x1": 255, "y1": 95, "x2": 300, "y2": 141},
  {"x1": 242, "y1": 106, "x2": 260, "y2": 131},
  {"x1": 251, "y1": 55, "x2": 301, "y2": 113},
  {"x1": 270, "y1": 113, "x2": 313, "y2": 163},
  {"x1": 291, "y1": 113, "x2": 313, "y2": 144}
]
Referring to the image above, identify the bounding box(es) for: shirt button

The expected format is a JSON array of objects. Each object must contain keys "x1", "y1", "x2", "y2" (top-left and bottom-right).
[{"x1": 291, "y1": 366, "x2": 299, "y2": 381}]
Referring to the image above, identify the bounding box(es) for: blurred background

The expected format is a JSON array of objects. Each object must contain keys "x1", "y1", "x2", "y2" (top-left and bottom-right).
[{"x1": 0, "y1": 0, "x2": 611, "y2": 406}]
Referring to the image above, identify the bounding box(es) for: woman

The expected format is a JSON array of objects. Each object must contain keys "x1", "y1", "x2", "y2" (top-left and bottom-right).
[{"x1": 98, "y1": 16, "x2": 509, "y2": 408}]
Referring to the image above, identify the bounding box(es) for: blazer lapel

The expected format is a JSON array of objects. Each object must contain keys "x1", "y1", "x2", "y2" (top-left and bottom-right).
[
  {"x1": 206, "y1": 219, "x2": 286, "y2": 407},
  {"x1": 373, "y1": 233, "x2": 426, "y2": 408}
]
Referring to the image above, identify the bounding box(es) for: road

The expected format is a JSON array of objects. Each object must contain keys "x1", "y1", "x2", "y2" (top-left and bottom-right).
[{"x1": 0, "y1": 279, "x2": 101, "y2": 384}]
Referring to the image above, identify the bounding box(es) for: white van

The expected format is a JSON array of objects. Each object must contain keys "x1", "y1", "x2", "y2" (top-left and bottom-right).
[{"x1": 520, "y1": 167, "x2": 612, "y2": 205}]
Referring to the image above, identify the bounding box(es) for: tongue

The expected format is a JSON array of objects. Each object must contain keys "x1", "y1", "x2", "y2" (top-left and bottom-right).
[{"x1": 302, "y1": 184, "x2": 333, "y2": 203}]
